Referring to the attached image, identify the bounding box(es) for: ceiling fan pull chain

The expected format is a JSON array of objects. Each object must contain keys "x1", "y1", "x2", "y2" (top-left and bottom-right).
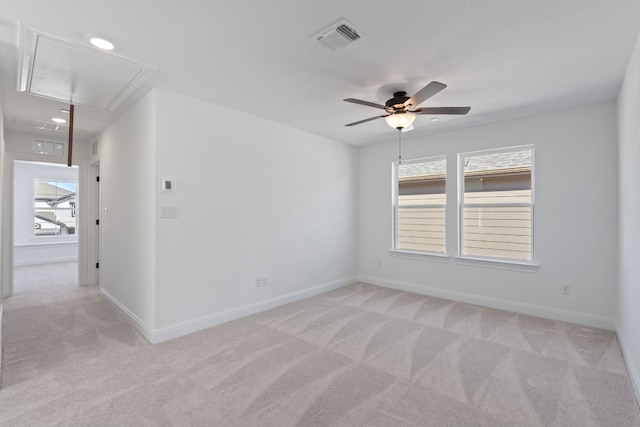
[{"x1": 398, "y1": 128, "x2": 402, "y2": 164}]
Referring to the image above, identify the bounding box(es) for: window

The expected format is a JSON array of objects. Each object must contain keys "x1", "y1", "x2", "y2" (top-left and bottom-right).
[
  {"x1": 34, "y1": 180, "x2": 77, "y2": 236},
  {"x1": 459, "y1": 146, "x2": 534, "y2": 262},
  {"x1": 32, "y1": 139, "x2": 65, "y2": 157},
  {"x1": 393, "y1": 156, "x2": 446, "y2": 254}
]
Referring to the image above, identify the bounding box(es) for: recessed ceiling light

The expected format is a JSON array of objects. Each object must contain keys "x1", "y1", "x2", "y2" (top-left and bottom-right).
[
  {"x1": 90, "y1": 37, "x2": 114, "y2": 50},
  {"x1": 431, "y1": 117, "x2": 439, "y2": 122},
  {"x1": 52, "y1": 117, "x2": 67, "y2": 124},
  {"x1": 60, "y1": 108, "x2": 70, "y2": 114},
  {"x1": 84, "y1": 33, "x2": 115, "y2": 50}
]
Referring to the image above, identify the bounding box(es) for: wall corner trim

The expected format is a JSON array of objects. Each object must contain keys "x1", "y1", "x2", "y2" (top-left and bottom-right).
[
  {"x1": 616, "y1": 322, "x2": 640, "y2": 407},
  {"x1": 101, "y1": 276, "x2": 356, "y2": 345},
  {"x1": 99, "y1": 288, "x2": 154, "y2": 343},
  {"x1": 358, "y1": 275, "x2": 616, "y2": 330}
]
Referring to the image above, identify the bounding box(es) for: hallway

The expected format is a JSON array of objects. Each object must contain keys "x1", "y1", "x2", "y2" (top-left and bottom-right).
[
  {"x1": 1, "y1": 262, "x2": 147, "y2": 399},
  {"x1": 13, "y1": 261, "x2": 78, "y2": 295}
]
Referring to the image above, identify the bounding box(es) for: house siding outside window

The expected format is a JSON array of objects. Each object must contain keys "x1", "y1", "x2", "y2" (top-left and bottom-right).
[
  {"x1": 459, "y1": 146, "x2": 534, "y2": 262},
  {"x1": 393, "y1": 156, "x2": 446, "y2": 254}
]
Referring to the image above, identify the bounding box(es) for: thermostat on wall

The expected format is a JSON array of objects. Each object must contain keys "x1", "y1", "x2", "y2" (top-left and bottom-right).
[{"x1": 161, "y1": 178, "x2": 174, "y2": 192}]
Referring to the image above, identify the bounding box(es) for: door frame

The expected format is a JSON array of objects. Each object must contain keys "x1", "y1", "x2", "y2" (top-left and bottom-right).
[
  {"x1": 89, "y1": 161, "x2": 100, "y2": 287},
  {"x1": 1, "y1": 152, "x2": 92, "y2": 298}
]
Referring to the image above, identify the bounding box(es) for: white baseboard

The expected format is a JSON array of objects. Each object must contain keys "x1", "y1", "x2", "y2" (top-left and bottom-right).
[
  {"x1": 14, "y1": 256, "x2": 78, "y2": 267},
  {"x1": 359, "y1": 275, "x2": 615, "y2": 330},
  {"x1": 14, "y1": 242, "x2": 78, "y2": 267},
  {"x1": 100, "y1": 277, "x2": 356, "y2": 345},
  {"x1": 615, "y1": 322, "x2": 640, "y2": 407},
  {"x1": 99, "y1": 288, "x2": 154, "y2": 343},
  {"x1": 151, "y1": 276, "x2": 357, "y2": 344}
]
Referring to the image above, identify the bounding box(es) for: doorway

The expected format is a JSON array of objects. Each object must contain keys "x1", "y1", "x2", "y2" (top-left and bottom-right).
[{"x1": 12, "y1": 160, "x2": 80, "y2": 295}]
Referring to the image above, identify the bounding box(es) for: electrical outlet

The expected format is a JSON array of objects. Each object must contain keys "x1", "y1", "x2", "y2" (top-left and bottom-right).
[
  {"x1": 561, "y1": 285, "x2": 571, "y2": 295},
  {"x1": 255, "y1": 277, "x2": 262, "y2": 287},
  {"x1": 262, "y1": 276, "x2": 268, "y2": 286}
]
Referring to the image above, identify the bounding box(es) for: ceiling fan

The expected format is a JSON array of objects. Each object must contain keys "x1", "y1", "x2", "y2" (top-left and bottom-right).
[{"x1": 343, "y1": 81, "x2": 470, "y2": 130}]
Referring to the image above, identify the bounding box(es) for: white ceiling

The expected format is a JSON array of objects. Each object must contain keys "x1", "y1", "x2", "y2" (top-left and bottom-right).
[{"x1": 1, "y1": 0, "x2": 639, "y2": 146}]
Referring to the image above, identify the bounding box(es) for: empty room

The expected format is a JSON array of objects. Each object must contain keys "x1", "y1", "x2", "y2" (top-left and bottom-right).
[{"x1": 1, "y1": 1, "x2": 640, "y2": 425}]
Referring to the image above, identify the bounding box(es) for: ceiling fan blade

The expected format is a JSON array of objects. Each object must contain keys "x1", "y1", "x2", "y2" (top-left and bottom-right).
[
  {"x1": 343, "y1": 98, "x2": 388, "y2": 110},
  {"x1": 345, "y1": 115, "x2": 389, "y2": 126},
  {"x1": 414, "y1": 106, "x2": 471, "y2": 115},
  {"x1": 404, "y1": 81, "x2": 447, "y2": 108}
]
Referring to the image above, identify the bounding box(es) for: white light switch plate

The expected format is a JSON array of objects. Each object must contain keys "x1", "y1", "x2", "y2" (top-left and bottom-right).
[{"x1": 159, "y1": 206, "x2": 178, "y2": 219}]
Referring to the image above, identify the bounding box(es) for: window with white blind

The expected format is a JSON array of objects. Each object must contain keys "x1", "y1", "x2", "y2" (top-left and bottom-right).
[
  {"x1": 393, "y1": 156, "x2": 446, "y2": 254},
  {"x1": 459, "y1": 146, "x2": 534, "y2": 262}
]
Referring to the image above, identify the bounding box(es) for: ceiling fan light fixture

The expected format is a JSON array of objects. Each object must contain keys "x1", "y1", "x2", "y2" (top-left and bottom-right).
[{"x1": 385, "y1": 112, "x2": 415, "y2": 130}]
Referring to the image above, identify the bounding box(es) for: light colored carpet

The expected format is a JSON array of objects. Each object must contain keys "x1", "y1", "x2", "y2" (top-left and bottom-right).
[{"x1": 1, "y1": 263, "x2": 639, "y2": 426}]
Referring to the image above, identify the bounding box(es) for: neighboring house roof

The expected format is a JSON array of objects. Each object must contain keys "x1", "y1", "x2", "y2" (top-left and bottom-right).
[
  {"x1": 35, "y1": 211, "x2": 57, "y2": 223},
  {"x1": 34, "y1": 181, "x2": 75, "y2": 205},
  {"x1": 399, "y1": 159, "x2": 446, "y2": 180},
  {"x1": 399, "y1": 149, "x2": 532, "y2": 180},
  {"x1": 464, "y1": 149, "x2": 532, "y2": 174},
  {"x1": 35, "y1": 211, "x2": 75, "y2": 230}
]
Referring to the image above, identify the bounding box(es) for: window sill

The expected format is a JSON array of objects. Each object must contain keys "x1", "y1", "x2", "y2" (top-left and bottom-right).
[
  {"x1": 389, "y1": 249, "x2": 450, "y2": 263},
  {"x1": 454, "y1": 255, "x2": 539, "y2": 272}
]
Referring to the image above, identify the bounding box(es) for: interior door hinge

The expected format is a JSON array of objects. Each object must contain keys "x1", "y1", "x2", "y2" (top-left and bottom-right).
[
  {"x1": 96, "y1": 219, "x2": 99, "y2": 225},
  {"x1": 96, "y1": 176, "x2": 100, "y2": 182},
  {"x1": 96, "y1": 263, "x2": 99, "y2": 269}
]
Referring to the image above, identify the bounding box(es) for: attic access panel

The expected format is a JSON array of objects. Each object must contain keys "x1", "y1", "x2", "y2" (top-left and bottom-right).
[{"x1": 19, "y1": 30, "x2": 153, "y2": 111}]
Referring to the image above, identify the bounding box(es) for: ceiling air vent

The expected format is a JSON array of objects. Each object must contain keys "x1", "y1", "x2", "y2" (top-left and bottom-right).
[{"x1": 313, "y1": 19, "x2": 363, "y2": 51}]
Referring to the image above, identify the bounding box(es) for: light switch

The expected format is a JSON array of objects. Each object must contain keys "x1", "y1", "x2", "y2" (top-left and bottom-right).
[{"x1": 160, "y1": 206, "x2": 178, "y2": 219}]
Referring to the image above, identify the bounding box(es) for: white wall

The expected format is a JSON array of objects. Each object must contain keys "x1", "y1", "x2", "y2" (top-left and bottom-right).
[
  {"x1": 617, "y1": 31, "x2": 640, "y2": 399},
  {"x1": 0, "y1": 75, "x2": 5, "y2": 385},
  {"x1": 153, "y1": 89, "x2": 358, "y2": 335},
  {"x1": 97, "y1": 90, "x2": 157, "y2": 332},
  {"x1": 13, "y1": 160, "x2": 78, "y2": 266},
  {"x1": 95, "y1": 88, "x2": 358, "y2": 341},
  {"x1": 359, "y1": 101, "x2": 618, "y2": 328},
  {"x1": 4, "y1": 131, "x2": 90, "y2": 160}
]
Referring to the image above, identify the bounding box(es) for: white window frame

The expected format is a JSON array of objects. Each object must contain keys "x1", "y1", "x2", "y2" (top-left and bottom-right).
[
  {"x1": 392, "y1": 155, "x2": 447, "y2": 256},
  {"x1": 457, "y1": 145, "x2": 535, "y2": 265},
  {"x1": 33, "y1": 179, "x2": 78, "y2": 238}
]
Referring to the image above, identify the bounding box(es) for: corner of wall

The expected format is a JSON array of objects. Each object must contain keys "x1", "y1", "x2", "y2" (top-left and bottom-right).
[
  {"x1": 616, "y1": 321, "x2": 640, "y2": 406},
  {"x1": 0, "y1": 71, "x2": 5, "y2": 384},
  {"x1": 616, "y1": 29, "x2": 640, "y2": 405},
  {"x1": 97, "y1": 88, "x2": 158, "y2": 331}
]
